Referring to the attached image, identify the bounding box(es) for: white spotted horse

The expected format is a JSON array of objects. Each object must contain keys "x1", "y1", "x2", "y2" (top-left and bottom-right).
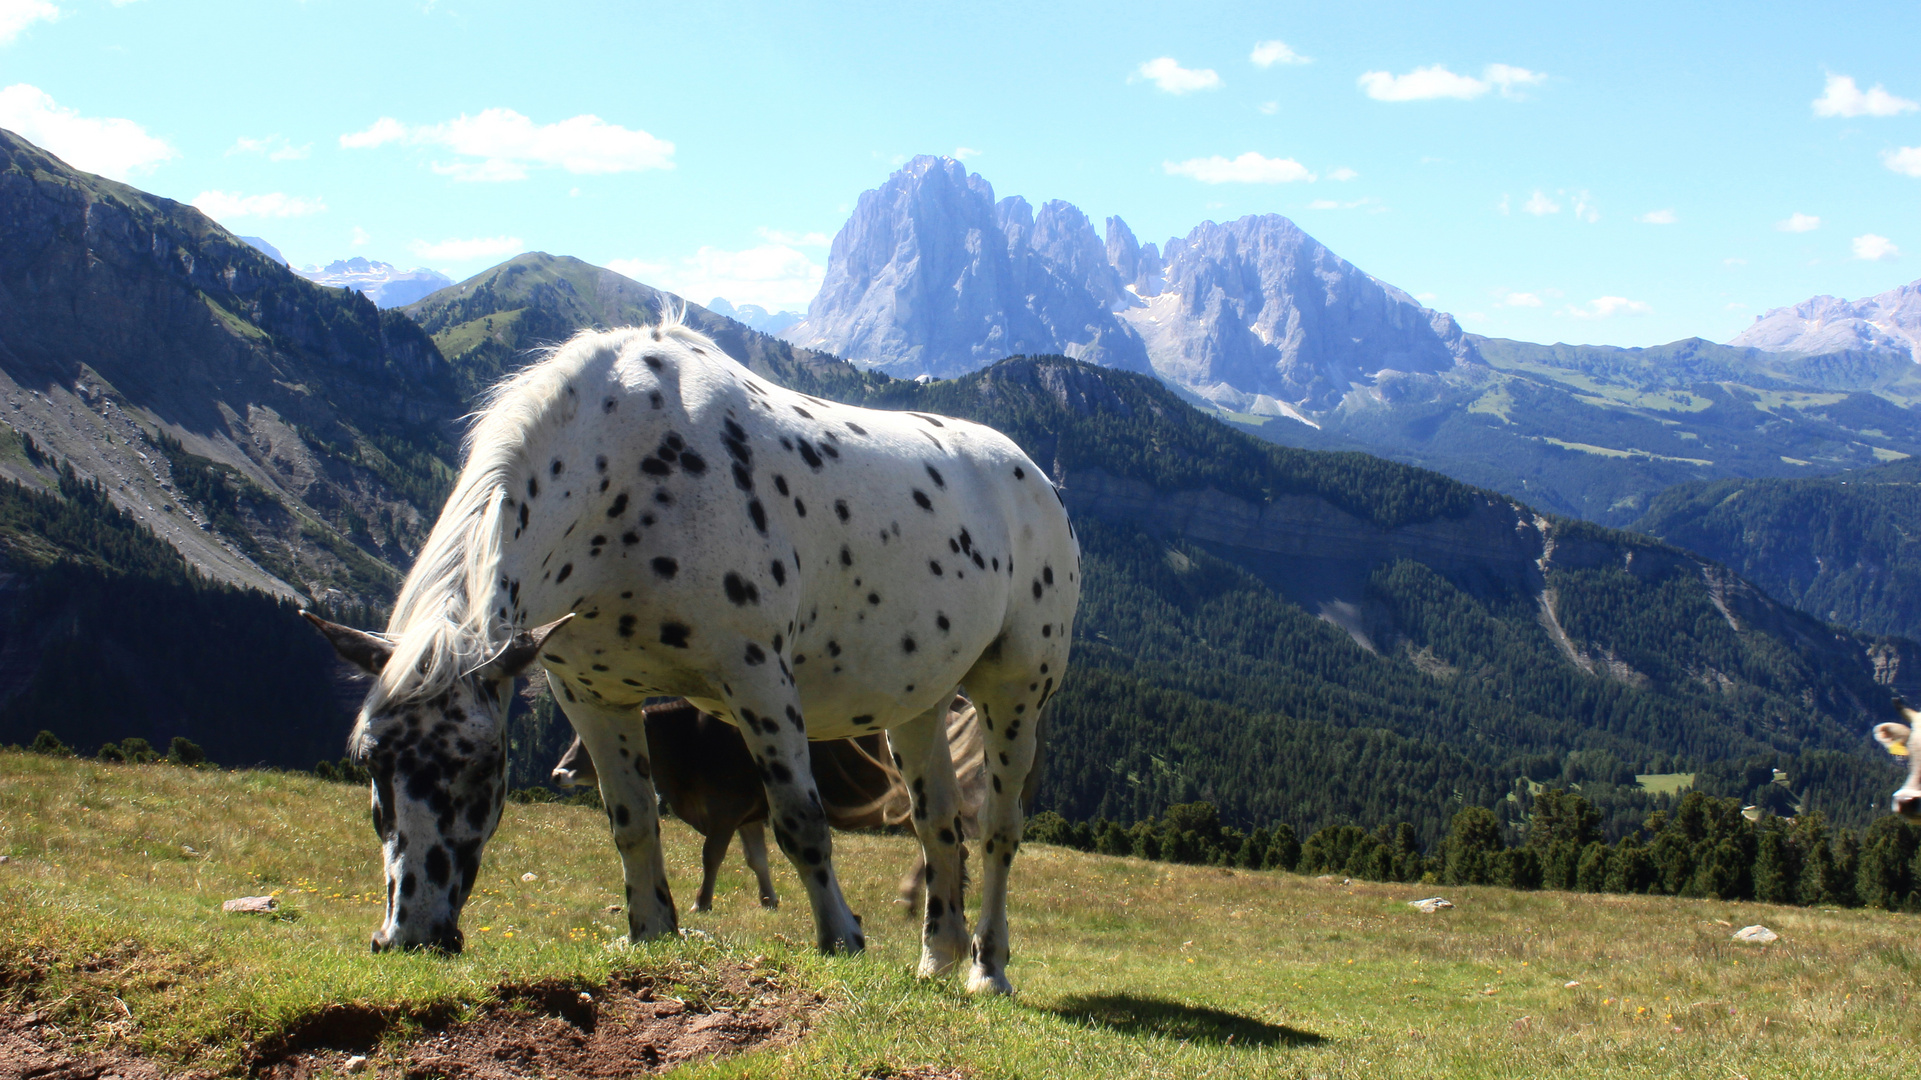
[{"x1": 303, "y1": 316, "x2": 1080, "y2": 994}]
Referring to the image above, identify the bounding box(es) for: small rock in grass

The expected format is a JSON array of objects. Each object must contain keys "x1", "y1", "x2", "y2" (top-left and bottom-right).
[
  {"x1": 1407, "y1": 897, "x2": 1453, "y2": 913},
  {"x1": 1732, "y1": 925, "x2": 1778, "y2": 944},
  {"x1": 1564, "y1": 980, "x2": 1581, "y2": 988},
  {"x1": 605, "y1": 904, "x2": 622, "y2": 913},
  {"x1": 222, "y1": 895, "x2": 277, "y2": 914},
  {"x1": 344, "y1": 1054, "x2": 369, "y2": 1072},
  {"x1": 521, "y1": 872, "x2": 538, "y2": 883},
  {"x1": 0, "y1": 855, "x2": 11, "y2": 865},
  {"x1": 1314, "y1": 874, "x2": 1337, "y2": 883}
]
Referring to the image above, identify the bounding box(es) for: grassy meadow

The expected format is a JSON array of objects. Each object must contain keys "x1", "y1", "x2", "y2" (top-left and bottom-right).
[{"x1": 1, "y1": 749, "x2": 1918, "y2": 1078}]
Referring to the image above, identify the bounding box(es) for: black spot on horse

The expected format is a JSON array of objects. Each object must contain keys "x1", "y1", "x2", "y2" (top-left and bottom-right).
[
  {"x1": 925, "y1": 464, "x2": 945, "y2": 487},
  {"x1": 644, "y1": 355, "x2": 663, "y2": 370},
  {"x1": 793, "y1": 406, "x2": 813, "y2": 419},
  {"x1": 770, "y1": 560, "x2": 787, "y2": 585},
  {"x1": 769, "y1": 761, "x2": 793, "y2": 783},
  {"x1": 774, "y1": 475, "x2": 789, "y2": 496},
  {"x1": 607, "y1": 493, "x2": 629, "y2": 517},
  {"x1": 846, "y1": 422, "x2": 867, "y2": 435},
  {"x1": 793, "y1": 498, "x2": 806, "y2": 516},
  {"x1": 1044, "y1": 565, "x2": 1054, "y2": 586},
  {"x1": 937, "y1": 613, "x2": 950, "y2": 632},
  {"x1": 928, "y1": 560, "x2": 943, "y2": 576},
  {"x1": 651, "y1": 556, "x2": 677, "y2": 579},
  {"x1": 1032, "y1": 579, "x2": 1044, "y2": 600},
  {"x1": 748, "y1": 499, "x2": 767, "y2": 533},
  {"x1": 867, "y1": 592, "x2": 880, "y2": 605},
  {"x1": 724, "y1": 572, "x2": 760, "y2": 605},
  {"x1": 797, "y1": 441, "x2": 823, "y2": 470},
  {"x1": 733, "y1": 463, "x2": 754, "y2": 492},
  {"x1": 551, "y1": 460, "x2": 565, "y2": 477},
  {"x1": 680, "y1": 451, "x2": 706, "y2": 475},
  {"x1": 659, "y1": 622, "x2": 691, "y2": 648},
  {"x1": 1013, "y1": 466, "x2": 1025, "y2": 480},
  {"x1": 649, "y1": 391, "x2": 663, "y2": 409},
  {"x1": 744, "y1": 643, "x2": 766, "y2": 665},
  {"x1": 901, "y1": 635, "x2": 917, "y2": 654},
  {"x1": 517, "y1": 503, "x2": 529, "y2": 531},
  {"x1": 555, "y1": 563, "x2": 573, "y2": 584},
  {"x1": 840, "y1": 546, "x2": 853, "y2": 567},
  {"x1": 641, "y1": 457, "x2": 671, "y2": 477},
  {"x1": 527, "y1": 477, "x2": 540, "y2": 499},
  {"x1": 834, "y1": 499, "x2": 849, "y2": 522},
  {"x1": 426, "y1": 846, "x2": 451, "y2": 886},
  {"x1": 912, "y1": 489, "x2": 933, "y2": 511},
  {"x1": 910, "y1": 412, "x2": 946, "y2": 428},
  {"x1": 618, "y1": 614, "x2": 637, "y2": 637}
]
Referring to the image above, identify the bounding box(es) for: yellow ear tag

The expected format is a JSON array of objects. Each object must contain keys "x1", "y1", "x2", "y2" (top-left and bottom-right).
[{"x1": 1892, "y1": 743, "x2": 1911, "y2": 758}]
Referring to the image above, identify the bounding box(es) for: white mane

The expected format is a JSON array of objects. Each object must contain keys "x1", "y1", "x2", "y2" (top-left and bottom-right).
[{"x1": 370, "y1": 308, "x2": 711, "y2": 711}]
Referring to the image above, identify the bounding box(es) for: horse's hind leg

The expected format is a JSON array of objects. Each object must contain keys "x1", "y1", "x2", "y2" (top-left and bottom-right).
[
  {"x1": 695, "y1": 829, "x2": 731, "y2": 912},
  {"x1": 737, "y1": 821, "x2": 779, "y2": 908},
  {"x1": 547, "y1": 674, "x2": 678, "y2": 941},
  {"x1": 960, "y1": 667, "x2": 1054, "y2": 995},
  {"x1": 886, "y1": 699, "x2": 970, "y2": 977}
]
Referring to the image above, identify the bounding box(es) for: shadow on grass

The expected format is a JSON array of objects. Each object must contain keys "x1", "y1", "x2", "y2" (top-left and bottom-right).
[{"x1": 1042, "y1": 993, "x2": 1325, "y2": 1048}]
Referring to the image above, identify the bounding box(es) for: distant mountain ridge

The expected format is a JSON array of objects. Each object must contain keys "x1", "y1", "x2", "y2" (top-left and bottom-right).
[
  {"x1": 296, "y1": 257, "x2": 454, "y2": 309},
  {"x1": 1730, "y1": 278, "x2": 1921, "y2": 364},
  {"x1": 783, "y1": 156, "x2": 1921, "y2": 526}
]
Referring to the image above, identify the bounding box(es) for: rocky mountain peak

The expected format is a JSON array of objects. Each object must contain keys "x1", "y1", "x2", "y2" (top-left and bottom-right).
[
  {"x1": 781, "y1": 157, "x2": 1151, "y2": 378},
  {"x1": 1728, "y1": 278, "x2": 1921, "y2": 363}
]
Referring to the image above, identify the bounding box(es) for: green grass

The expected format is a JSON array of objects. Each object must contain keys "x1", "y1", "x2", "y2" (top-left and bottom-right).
[
  {"x1": 1634, "y1": 773, "x2": 1697, "y2": 796},
  {"x1": 3, "y1": 750, "x2": 1918, "y2": 1078}
]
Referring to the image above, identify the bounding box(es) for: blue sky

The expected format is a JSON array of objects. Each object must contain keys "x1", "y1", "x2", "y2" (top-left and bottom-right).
[{"x1": 3, "y1": 0, "x2": 1918, "y2": 347}]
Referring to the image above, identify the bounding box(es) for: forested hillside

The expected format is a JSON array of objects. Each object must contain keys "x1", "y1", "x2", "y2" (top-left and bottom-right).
[{"x1": 1634, "y1": 457, "x2": 1921, "y2": 642}]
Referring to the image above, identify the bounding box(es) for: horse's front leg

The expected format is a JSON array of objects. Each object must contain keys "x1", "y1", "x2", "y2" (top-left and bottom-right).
[
  {"x1": 548, "y1": 674, "x2": 678, "y2": 940},
  {"x1": 886, "y1": 701, "x2": 969, "y2": 977},
  {"x1": 723, "y1": 676, "x2": 864, "y2": 953}
]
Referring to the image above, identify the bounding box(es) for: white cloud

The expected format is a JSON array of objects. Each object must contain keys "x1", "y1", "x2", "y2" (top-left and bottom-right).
[
  {"x1": 1307, "y1": 197, "x2": 1377, "y2": 211},
  {"x1": 0, "y1": 83, "x2": 175, "y2": 180},
  {"x1": 1135, "y1": 58, "x2": 1222, "y2": 94},
  {"x1": 1498, "y1": 291, "x2": 1544, "y2": 307},
  {"x1": 609, "y1": 243, "x2": 824, "y2": 311},
  {"x1": 953, "y1": 146, "x2": 981, "y2": 161},
  {"x1": 1813, "y1": 75, "x2": 1918, "y2": 118},
  {"x1": 341, "y1": 109, "x2": 674, "y2": 181},
  {"x1": 1723, "y1": 257, "x2": 1748, "y2": 266},
  {"x1": 1637, "y1": 209, "x2": 1677, "y2": 224},
  {"x1": 1251, "y1": 40, "x2": 1309, "y2": 67},
  {"x1": 1777, "y1": 212, "x2": 1821, "y2": 232},
  {"x1": 1565, "y1": 296, "x2": 1651, "y2": 319},
  {"x1": 1522, "y1": 190, "x2": 1559, "y2": 215},
  {"x1": 1257, "y1": 101, "x2": 1278, "y2": 115},
  {"x1": 350, "y1": 225, "x2": 370, "y2": 247},
  {"x1": 227, "y1": 134, "x2": 311, "y2": 161},
  {"x1": 1414, "y1": 292, "x2": 1437, "y2": 302},
  {"x1": 1884, "y1": 146, "x2": 1921, "y2": 177},
  {"x1": 191, "y1": 191, "x2": 326, "y2": 220},
  {"x1": 757, "y1": 227, "x2": 831, "y2": 246},
  {"x1": 1497, "y1": 194, "x2": 1510, "y2": 215},
  {"x1": 1326, "y1": 166, "x2": 1357, "y2": 181},
  {"x1": 1163, "y1": 152, "x2": 1314, "y2": 184},
  {"x1": 1725, "y1": 302, "x2": 1748, "y2": 310},
  {"x1": 409, "y1": 235, "x2": 524, "y2": 262},
  {"x1": 1571, "y1": 191, "x2": 1599, "y2": 223},
  {"x1": 1358, "y1": 63, "x2": 1544, "y2": 102},
  {"x1": 0, "y1": 0, "x2": 59, "y2": 45},
  {"x1": 1853, "y1": 233, "x2": 1899, "y2": 261}
]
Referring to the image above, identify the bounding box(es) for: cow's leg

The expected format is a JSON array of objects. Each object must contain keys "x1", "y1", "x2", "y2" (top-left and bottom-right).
[
  {"x1": 738, "y1": 821, "x2": 779, "y2": 908},
  {"x1": 695, "y1": 830, "x2": 731, "y2": 912},
  {"x1": 960, "y1": 669, "x2": 1054, "y2": 995},
  {"x1": 547, "y1": 674, "x2": 677, "y2": 941},
  {"x1": 886, "y1": 700, "x2": 969, "y2": 977},
  {"x1": 723, "y1": 678, "x2": 864, "y2": 953}
]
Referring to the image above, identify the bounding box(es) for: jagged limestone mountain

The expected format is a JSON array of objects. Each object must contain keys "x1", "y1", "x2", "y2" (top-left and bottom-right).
[
  {"x1": 1730, "y1": 278, "x2": 1921, "y2": 363},
  {"x1": 784, "y1": 157, "x2": 1921, "y2": 526},
  {"x1": 781, "y1": 156, "x2": 1152, "y2": 378}
]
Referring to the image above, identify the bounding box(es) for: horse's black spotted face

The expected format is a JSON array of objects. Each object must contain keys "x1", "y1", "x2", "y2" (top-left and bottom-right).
[
  {"x1": 353, "y1": 677, "x2": 510, "y2": 953},
  {"x1": 303, "y1": 612, "x2": 567, "y2": 955}
]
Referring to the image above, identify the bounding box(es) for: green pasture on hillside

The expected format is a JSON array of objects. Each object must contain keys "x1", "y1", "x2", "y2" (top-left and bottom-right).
[{"x1": 1, "y1": 750, "x2": 1917, "y2": 1078}]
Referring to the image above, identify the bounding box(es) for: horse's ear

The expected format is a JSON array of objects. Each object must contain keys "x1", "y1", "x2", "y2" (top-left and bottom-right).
[
  {"x1": 476, "y1": 614, "x2": 574, "y2": 682},
  {"x1": 302, "y1": 611, "x2": 393, "y2": 674}
]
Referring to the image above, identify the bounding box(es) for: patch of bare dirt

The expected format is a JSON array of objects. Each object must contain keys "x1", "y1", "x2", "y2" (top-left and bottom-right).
[
  {"x1": 864, "y1": 1067, "x2": 970, "y2": 1080},
  {"x1": 252, "y1": 962, "x2": 815, "y2": 1079},
  {"x1": 0, "y1": 1005, "x2": 210, "y2": 1080}
]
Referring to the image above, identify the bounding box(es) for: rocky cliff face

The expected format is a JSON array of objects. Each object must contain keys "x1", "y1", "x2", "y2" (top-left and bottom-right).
[
  {"x1": 0, "y1": 127, "x2": 464, "y2": 604},
  {"x1": 781, "y1": 156, "x2": 1152, "y2": 378},
  {"x1": 1729, "y1": 278, "x2": 1921, "y2": 363},
  {"x1": 1122, "y1": 215, "x2": 1476, "y2": 412}
]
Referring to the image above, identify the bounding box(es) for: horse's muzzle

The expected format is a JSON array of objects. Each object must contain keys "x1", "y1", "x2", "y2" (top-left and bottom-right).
[
  {"x1": 1894, "y1": 790, "x2": 1921, "y2": 819},
  {"x1": 370, "y1": 927, "x2": 465, "y2": 955}
]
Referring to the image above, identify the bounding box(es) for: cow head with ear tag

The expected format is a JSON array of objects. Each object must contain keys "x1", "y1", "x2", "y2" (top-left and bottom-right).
[
  {"x1": 1874, "y1": 698, "x2": 1921, "y2": 820},
  {"x1": 303, "y1": 611, "x2": 571, "y2": 953}
]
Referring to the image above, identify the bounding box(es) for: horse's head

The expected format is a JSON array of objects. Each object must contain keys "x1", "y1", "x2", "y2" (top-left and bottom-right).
[
  {"x1": 303, "y1": 611, "x2": 568, "y2": 953},
  {"x1": 1876, "y1": 698, "x2": 1921, "y2": 820}
]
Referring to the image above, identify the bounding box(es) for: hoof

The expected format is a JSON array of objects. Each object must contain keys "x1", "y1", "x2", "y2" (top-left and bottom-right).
[
  {"x1": 966, "y1": 968, "x2": 1014, "y2": 996},
  {"x1": 917, "y1": 951, "x2": 961, "y2": 978},
  {"x1": 692, "y1": 900, "x2": 713, "y2": 913},
  {"x1": 759, "y1": 896, "x2": 780, "y2": 910}
]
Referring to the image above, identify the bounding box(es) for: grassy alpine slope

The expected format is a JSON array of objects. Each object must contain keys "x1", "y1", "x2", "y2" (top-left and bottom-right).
[{"x1": 4, "y1": 751, "x2": 1917, "y2": 1079}]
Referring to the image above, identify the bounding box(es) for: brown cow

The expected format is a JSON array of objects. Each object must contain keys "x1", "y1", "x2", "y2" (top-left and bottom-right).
[
  {"x1": 552, "y1": 696, "x2": 985, "y2": 911},
  {"x1": 1873, "y1": 698, "x2": 1921, "y2": 818}
]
